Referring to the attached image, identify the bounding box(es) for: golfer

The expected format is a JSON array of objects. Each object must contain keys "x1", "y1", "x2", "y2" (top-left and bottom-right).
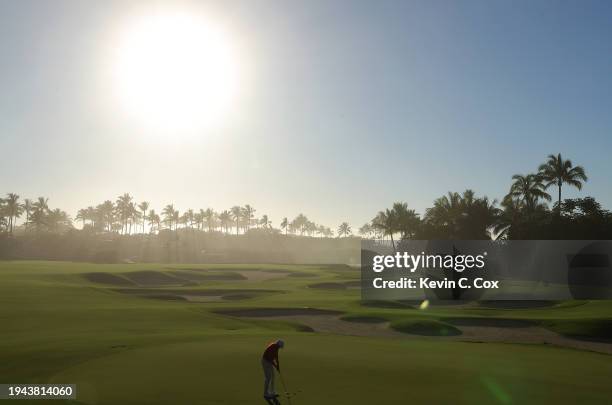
[{"x1": 262, "y1": 339, "x2": 284, "y2": 401}]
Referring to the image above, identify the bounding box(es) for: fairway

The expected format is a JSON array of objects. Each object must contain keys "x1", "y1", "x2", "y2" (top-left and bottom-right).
[{"x1": 1, "y1": 261, "x2": 611, "y2": 404}]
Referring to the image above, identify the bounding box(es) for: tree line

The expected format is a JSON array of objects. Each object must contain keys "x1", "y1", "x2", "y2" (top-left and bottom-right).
[
  {"x1": 0, "y1": 193, "x2": 352, "y2": 238},
  {"x1": 359, "y1": 153, "x2": 607, "y2": 246},
  {"x1": 3, "y1": 153, "x2": 608, "y2": 244}
]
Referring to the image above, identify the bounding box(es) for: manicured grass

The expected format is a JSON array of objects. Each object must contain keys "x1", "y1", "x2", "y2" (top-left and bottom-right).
[{"x1": 1, "y1": 260, "x2": 611, "y2": 404}]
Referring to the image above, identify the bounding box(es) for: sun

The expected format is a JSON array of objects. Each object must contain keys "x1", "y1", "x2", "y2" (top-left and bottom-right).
[{"x1": 113, "y1": 12, "x2": 240, "y2": 132}]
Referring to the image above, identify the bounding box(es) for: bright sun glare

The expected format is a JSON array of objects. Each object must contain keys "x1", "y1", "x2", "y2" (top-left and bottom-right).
[{"x1": 114, "y1": 12, "x2": 239, "y2": 132}]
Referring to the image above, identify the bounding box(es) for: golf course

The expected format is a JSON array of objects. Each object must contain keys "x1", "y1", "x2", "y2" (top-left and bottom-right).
[{"x1": 1, "y1": 260, "x2": 611, "y2": 404}]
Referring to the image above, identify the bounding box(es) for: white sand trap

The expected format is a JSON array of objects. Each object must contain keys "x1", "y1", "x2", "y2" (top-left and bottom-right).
[
  {"x1": 448, "y1": 325, "x2": 612, "y2": 355},
  {"x1": 219, "y1": 309, "x2": 612, "y2": 354},
  {"x1": 254, "y1": 314, "x2": 405, "y2": 338},
  {"x1": 179, "y1": 295, "x2": 224, "y2": 302},
  {"x1": 237, "y1": 270, "x2": 290, "y2": 282}
]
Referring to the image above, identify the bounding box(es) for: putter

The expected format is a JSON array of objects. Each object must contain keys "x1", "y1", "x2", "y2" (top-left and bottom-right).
[{"x1": 279, "y1": 372, "x2": 293, "y2": 405}]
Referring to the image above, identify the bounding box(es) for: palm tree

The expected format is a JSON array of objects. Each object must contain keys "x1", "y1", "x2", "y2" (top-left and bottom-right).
[
  {"x1": 230, "y1": 206, "x2": 243, "y2": 235},
  {"x1": 127, "y1": 202, "x2": 139, "y2": 234},
  {"x1": 280, "y1": 217, "x2": 288, "y2": 235},
  {"x1": 538, "y1": 153, "x2": 588, "y2": 214},
  {"x1": 292, "y1": 214, "x2": 308, "y2": 235},
  {"x1": 138, "y1": 201, "x2": 150, "y2": 234},
  {"x1": 185, "y1": 209, "x2": 195, "y2": 229},
  {"x1": 5, "y1": 193, "x2": 22, "y2": 235},
  {"x1": 97, "y1": 201, "x2": 114, "y2": 232},
  {"x1": 305, "y1": 221, "x2": 317, "y2": 236},
  {"x1": 172, "y1": 210, "x2": 180, "y2": 230},
  {"x1": 507, "y1": 173, "x2": 551, "y2": 210},
  {"x1": 31, "y1": 197, "x2": 49, "y2": 232},
  {"x1": 423, "y1": 190, "x2": 500, "y2": 239},
  {"x1": 76, "y1": 208, "x2": 87, "y2": 228},
  {"x1": 337, "y1": 222, "x2": 352, "y2": 238},
  {"x1": 218, "y1": 210, "x2": 232, "y2": 233},
  {"x1": 391, "y1": 202, "x2": 420, "y2": 239},
  {"x1": 147, "y1": 210, "x2": 161, "y2": 233},
  {"x1": 194, "y1": 210, "x2": 204, "y2": 230},
  {"x1": 47, "y1": 209, "x2": 72, "y2": 233},
  {"x1": 359, "y1": 223, "x2": 373, "y2": 238},
  {"x1": 23, "y1": 198, "x2": 32, "y2": 232},
  {"x1": 425, "y1": 192, "x2": 463, "y2": 234},
  {"x1": 115, "y1": 193, "x2": 133, "y2": 234},
  {"x1": 259, "y1": 214, "x2": 271, "y2": 229},
  {"x1": 202, "y1": 208, "x2": 216, "y2": 232},
  {"x1": 162, "y1": 204, "x2": 176, "y2": 230},
  {"x1": 0, "y1": 199, "x2": 6, "y2": 233},
  {"x1": 242, "y1": 204, "x2": 256, "y2": 231},
  {"x1": 372, "y1": 209, "x2": 397, "y2": 249}
]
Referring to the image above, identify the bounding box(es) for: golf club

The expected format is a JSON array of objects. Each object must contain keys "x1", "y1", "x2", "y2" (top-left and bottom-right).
[{"x1": 279, "y1": 371, "x2": 293, "y2": 405}]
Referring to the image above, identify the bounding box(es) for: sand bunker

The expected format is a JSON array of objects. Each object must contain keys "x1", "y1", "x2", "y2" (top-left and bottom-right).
[
  {"x1": 309, "y1": 282, "x2": 347, "y2": 290},
  {"x1": 123, "y1": 271, "x2": 186, "y2": 286},
  {"x1": 216, "y1": 308, "x2": 343, "y2": 317},
  {"x1": 309, "y1": 281, "x2": 361, "y2": 290},
  {"x1": 391, "y1": 320, "x2": 462, "y2": 336},
  {"x1": 221, "y1": 294, "x2": 258, "y2": 301},
  {"x1": 83, "y1": 272, "x2": 134, "y2": 286},
  {"x1": 214, "y1": 308, "x2": 406, "y2": 337},
  {"x1": 361, "y1": 300, "x2": 414, "y2": 309},
  {"x1": 167, "y1": 267, "x2": 295, "y2": 282},
  {"x1": 115, "y1": 288, "x2": 276, "y2": 302},
  {"x1": 213, "y1": 306, "x2": 612, "y2": 353},
  {"x1": 444, "y1": 318, "x2": 535, "y2": 328},
  {"x1": 171, "y1": 270, "x2": 246, "y2": 281},
  {"x1": 236, "y1": 271, "x2": 289, "y2": 282},
  {"x1": 478, "y1": 300, "x2": 557, "y2": 309},
  {"x1": 451, "y1": 324, "x2": 612, "y2": 354},
  {"x1": 341, "y1": 316, "x2": 388, "y2": 324},
  {"x1": 287, "y1": 272, "x2": 317, "y2": 278}
]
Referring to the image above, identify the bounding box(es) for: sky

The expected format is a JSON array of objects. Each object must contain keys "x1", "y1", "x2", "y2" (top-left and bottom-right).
[{"x1": 1, "y1": 0, "x2": 612, "y2": 229}]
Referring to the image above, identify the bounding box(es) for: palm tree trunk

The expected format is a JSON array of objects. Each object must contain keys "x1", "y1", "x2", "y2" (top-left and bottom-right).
[{"x1": 558, "y1": 182, "x2": 562, "y2": 216}]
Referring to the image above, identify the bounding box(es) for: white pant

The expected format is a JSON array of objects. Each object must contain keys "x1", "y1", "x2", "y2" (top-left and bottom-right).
[{"x1": 262, "y1": 358, "x2": 276, "y2": 397}]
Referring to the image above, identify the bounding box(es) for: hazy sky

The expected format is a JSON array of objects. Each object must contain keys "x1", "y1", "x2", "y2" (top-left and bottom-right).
[{"x1": 1, "y1": 0, "x2": 612, "y2": 229}]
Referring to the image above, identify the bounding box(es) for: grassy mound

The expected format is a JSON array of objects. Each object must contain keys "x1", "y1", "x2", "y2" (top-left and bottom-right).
[{"x1": 390, "y1": 319, "x2": 462, "y2": 336}]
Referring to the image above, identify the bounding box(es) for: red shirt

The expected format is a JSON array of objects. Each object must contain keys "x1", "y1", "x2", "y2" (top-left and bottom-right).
[{"x1": 262, "y1": 342, "x2": 280, "y2": 366}]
